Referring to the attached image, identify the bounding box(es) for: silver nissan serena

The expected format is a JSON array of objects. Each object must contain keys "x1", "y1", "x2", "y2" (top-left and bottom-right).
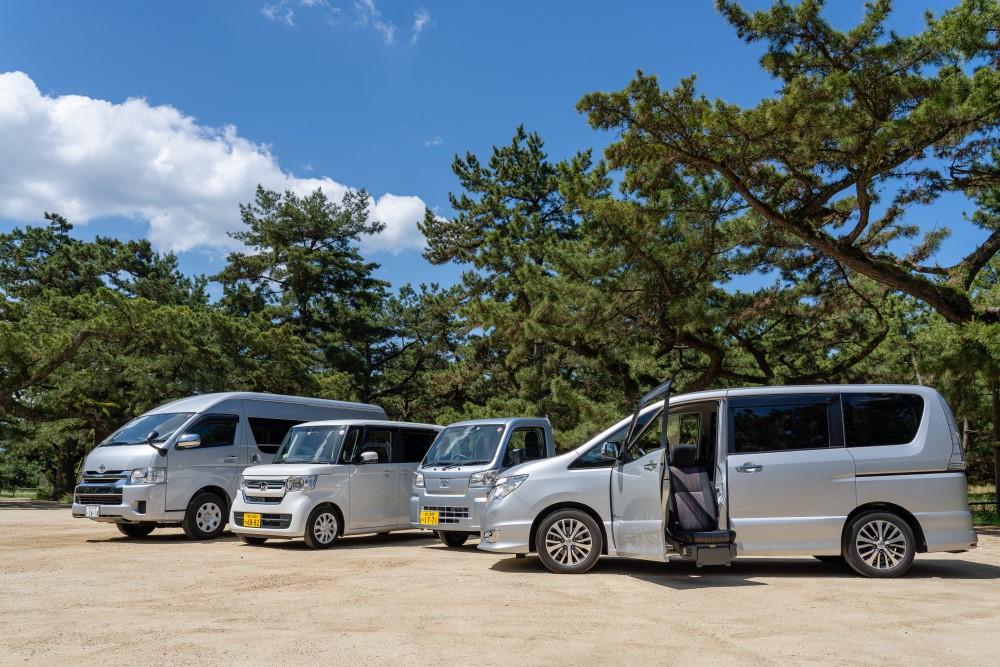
[{"x1": 479, "y1": 382, "x2": 977, "y2": 578}]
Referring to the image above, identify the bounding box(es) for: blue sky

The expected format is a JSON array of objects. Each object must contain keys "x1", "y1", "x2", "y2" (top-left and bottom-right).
[{"x1": 0, "y1": 0, "x2": 973, "y2": 295}]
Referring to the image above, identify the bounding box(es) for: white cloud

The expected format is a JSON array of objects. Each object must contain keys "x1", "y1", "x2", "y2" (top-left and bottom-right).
[
  {"x1": 424, "y1": 135, "x2": 443, "y2": 147},
  {"x1": 0, "y1": 71, "x2": 429, "y2": 255},
  {"x1": 354, "y1": 0, "x2": 396, "y2": 45},
  {"x1": 411, "y1": 8, "x2": 432, "y2": 45},
  {"x1": 262, "y1": 1, "x2": 295, "y2": 26}
]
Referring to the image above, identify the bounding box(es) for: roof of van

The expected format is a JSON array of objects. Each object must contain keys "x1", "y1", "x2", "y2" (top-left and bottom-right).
[
  {"x1": 671, "y1": 383, "x2": 940, "y2": 404},
  {"x1": 146, "y1": 392, "x2": 386, "y2": 414},
  {"x1": 442, "y1": 417, "x2": 551, "y2": 428},
  {"x1": 292, "y1": 419, "x2": 442, "y2": 430}
]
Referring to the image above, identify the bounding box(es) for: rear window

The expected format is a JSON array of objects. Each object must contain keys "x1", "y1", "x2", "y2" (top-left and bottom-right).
[{"x1": 843, "y1": 393, "x2": 924, "y2": 447}]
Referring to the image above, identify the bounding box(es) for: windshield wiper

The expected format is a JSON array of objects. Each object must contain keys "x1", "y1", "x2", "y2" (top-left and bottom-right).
[
  {"x1": 101, "y1": 440, "x2": 135, "y2": 447},
  {"x1": 442, "y1": 459, "x2": 492, "y2": 470}
]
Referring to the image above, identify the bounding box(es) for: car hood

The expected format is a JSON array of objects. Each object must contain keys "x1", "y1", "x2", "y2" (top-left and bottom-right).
[
  {"x1": 83, "y1": 445, "x2": 158, "y2": 473},
  {"x1": 241, "y1": 463, "x2": 341, "y2": 477}
]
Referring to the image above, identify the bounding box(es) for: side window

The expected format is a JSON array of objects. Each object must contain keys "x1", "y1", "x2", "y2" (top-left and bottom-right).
[
  {"x1": 247, "y1": 418, "x2": 303, "y2": 455},
  {"x1": 732, "y1": 401, "x2": 830, "y2": 453},
  {"x1": 338, "y1": 427, "x2": 362, "y2": 464},
  {"x1": 623, "y1": 408, "x2": 663, "y2": 462},
  {"x1": 400, "y1": 429, "x2": 437, "y2": 463},
  {"x1": 359, "y1": 427, "x2": 395, "y2": 463},
  {"x1": 843, "y1": 393, "x2": 924, "y2": 447},
  {"x1": 667, "y1": 409, "x2": 717, "y2": 469},
  {"x1": 182, "y1": 415, "x2": 238, "y2": 449},
  {"x1": 503, "y1": 428, "x2": 547, "y2": 466}
]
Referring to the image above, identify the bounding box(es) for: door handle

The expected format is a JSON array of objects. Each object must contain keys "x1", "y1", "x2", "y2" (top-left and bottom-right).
[
  {"x1": 643, "y1": 462, "x2": 658, "y2": 471},
  {"x1": 735, "y1": 463, "x2": 763, "y2": 473},
  {"x1": 223, "y1": 456, "x2": 238, "y2": 463},
  {"x1": 382, "y1": 469, "x2": 392, "y2": 477}
]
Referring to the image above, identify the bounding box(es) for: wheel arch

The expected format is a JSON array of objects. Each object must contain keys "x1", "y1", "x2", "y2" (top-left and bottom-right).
[
  {"x1": 528, "y1": 502, "x2": 609, "y2": 555},
  {"x1": 190, "y1": 485, "x2": 231, "y2": 514},
  {"x1": 310, "y1": 501, "x2": 345, "y2": 537},
  {"x1": 844, "y1": 502, "x2": 927, "y2": 554}
]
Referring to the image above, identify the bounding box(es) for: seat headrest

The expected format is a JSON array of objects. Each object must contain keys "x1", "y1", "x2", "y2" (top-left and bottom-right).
[{"x1": 669, "y1": 444, "x2": 698, "y2": 467}]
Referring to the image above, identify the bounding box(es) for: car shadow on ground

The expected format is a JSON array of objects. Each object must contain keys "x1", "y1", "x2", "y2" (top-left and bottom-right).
[
  {"x1": 488, "y1": 553, "x2": 1000, "y2": 587},
  {"x1": 234, "y1": 530, "x2": 438, "y2": 551}
]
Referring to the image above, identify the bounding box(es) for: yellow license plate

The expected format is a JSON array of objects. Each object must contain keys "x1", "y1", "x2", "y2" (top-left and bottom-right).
[
  {"x1": 243, "y1": 513, "x2": 261, "y2": 528},
  {"x1": 419, "y1": 510, "x2": 439, "y2": 526}
]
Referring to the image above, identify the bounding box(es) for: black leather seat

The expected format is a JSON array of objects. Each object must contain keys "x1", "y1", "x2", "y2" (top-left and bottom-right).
[{"x1": 667, "y1": 444, "x2": 736, "y2": 566}]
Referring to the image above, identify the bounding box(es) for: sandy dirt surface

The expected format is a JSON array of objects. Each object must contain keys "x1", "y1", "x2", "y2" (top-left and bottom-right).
[{"x1": 1, "y1": 500, "x2": 998, "y2": 666}]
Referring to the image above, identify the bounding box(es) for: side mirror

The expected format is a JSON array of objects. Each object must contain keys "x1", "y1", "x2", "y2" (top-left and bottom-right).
[
  {"x1": 359, "y1": 451, "x2": 378, "y2": 464},
  {"x1": 176, "y1": 433, "x2": 201, "y2": 449},
  {"x1": 601, "y1": 441, "x2": 619, "y2": 460}
]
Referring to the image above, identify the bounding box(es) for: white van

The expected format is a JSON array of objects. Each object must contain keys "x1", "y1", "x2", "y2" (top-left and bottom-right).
[
  {"x1": 72, "y1": 393, "x2": 386, "y2": 539},
  {"x1": 479, "y1": 382, "x2": 978, "y2": 577},
  {"x1": 231, "y1": 419, "x2": 442, "y2": 548}
]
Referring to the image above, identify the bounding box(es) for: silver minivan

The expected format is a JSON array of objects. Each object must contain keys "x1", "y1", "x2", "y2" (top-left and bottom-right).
[
  {"x1": 72, "y1": 393, "x2": 386, "y2": 539},
  {"x1": 231, "y1": 419, "x2": 441, "y2": 547},
  {"x1": 479, "y1": 383, "x2": 978, "y2": 577}
]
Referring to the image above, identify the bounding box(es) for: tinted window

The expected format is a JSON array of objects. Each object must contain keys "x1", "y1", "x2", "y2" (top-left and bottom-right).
[
  {"x1": 401, "y1": 429, "x2": 437, "y2": 463},
  {"x1": 248, "y1": 418, "x2": 303, "y2": 455},
  {"x1": 732, "y1": 403, "x2": 829, "y2": 453},
  {"x1": 339, "y1": 427, "x2": 362, "y2": 464},
  {"x1": 358, "y1": 428, "x2": 394, "y2": 463},
  {"x1": 843, "y1": 393, "x2": 924, "y2": 447},
  {"x1": 571, "y1": 409, "x2": 659, "y2": 469},
  {"x1": 503, "y1": 428, "x2": 547, "y2": 466},
  {"x1": 182, "y1": 415, "x2": 238, "y2": 449},
  {"x1": 623, "y1": 407, "x2": 663, "y2": 462}
]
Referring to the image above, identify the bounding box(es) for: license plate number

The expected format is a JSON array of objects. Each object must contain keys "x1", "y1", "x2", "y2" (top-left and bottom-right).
[
  {"x1": 419, "y1": 510, "x2": 439, "y2": 526},
  {"x1": 85, "y1": 505, "x2": 99, "y2": 518},
  {"x1": 243, "y1": 513, "x2": 261, "y2": 528}
]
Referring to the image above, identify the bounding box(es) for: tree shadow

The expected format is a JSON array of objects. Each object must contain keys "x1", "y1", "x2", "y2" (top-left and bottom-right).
[{"x1": 0, "y1": 499, "x2": 70, "y2": 510}]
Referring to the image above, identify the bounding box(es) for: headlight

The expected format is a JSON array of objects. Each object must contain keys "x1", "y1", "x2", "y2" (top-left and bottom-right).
[
  {"x1": 469, "y1": 469, "x2": 497, "y2": 488},
  {"x1": 129, "y1": 467, "x2": 166, "y2": 485},
  {"x1": 413, "y1": 472, "x2": 424, "y2": 488},
  {"x1": 487, "y1": 474, "x2": 527, "y2": 502},
  {"x1": 286, "y1": 475, "x2": 317, "y2": 492}
]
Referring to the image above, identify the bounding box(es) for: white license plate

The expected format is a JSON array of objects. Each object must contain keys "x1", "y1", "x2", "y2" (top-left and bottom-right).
[{"x1": 85, "y1": 505, "x2": 100, "y2": 518}]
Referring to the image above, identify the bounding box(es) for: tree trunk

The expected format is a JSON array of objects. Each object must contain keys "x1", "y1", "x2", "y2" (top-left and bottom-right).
[{"x1": 992, "y1": 378, "x2": 1000, "y2": 510}]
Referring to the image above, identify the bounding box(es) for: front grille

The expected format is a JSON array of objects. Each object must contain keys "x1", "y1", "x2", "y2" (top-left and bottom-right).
[
  {"x1": 76, "y1": 471, "x2": 128, "y2": 505},
  {"x1": 234, "y1": 512, "x2": 291, "y2": 529},
  {"x1": 243, "y1": 480, "x2": 285, "y2": 491},
  {"x1": 243, "y1": 495, "x2": 283, "y2": 504},
  {"x1": 422, "y1": 506, "x2": 470, "y2": 524}
]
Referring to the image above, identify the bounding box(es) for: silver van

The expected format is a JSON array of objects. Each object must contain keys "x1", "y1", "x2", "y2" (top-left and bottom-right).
[
  {"x1": 230, "y1": 419, "x2": 442, "y2": 547},
  {"x1": 72, "y1": 393, "x2": 386, "y2": 539},
  {"x1": 410, "y1": 417, "x2": 555, "y2": 547},
  {"x1": 479, "y1": 383, "x2": 978, "y2": 577}
]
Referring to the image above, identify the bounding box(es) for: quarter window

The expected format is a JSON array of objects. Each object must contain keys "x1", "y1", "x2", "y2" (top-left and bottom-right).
[
  {"x1": 843, "y1": 393, "x2": 924, "y2": 447},
  {"x1": 732, "y1": 402, "x2": 830, "y2": 453}
]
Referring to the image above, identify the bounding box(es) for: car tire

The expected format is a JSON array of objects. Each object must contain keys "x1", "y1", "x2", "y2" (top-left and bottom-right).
[
  {"x1": 181, "y1": 492, "x2": 227, "y2": 540},
  {"x1": 437, "y1": 531, "x2": 470, "y2": 548},
  {"x1": 116, "y1": 523, "x2": 156, "y2": 538},
  {"x1": 303, "y1": 506, "x2": 340, "y2": 549},
  {"x1": 535, "y1": 509, "x2": 603, "y2": 574},
  {"x1": 239, "y1": 535, "x2": 268, "y2": 545},
  {"x1": 845, "y1": 511, "x2": 915, "y2": 578}
]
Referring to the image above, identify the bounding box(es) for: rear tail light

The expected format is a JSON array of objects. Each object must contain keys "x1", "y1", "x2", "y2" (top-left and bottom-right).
[{"x1": 939, "y1": 395, "x2": 966, "y2": 471}]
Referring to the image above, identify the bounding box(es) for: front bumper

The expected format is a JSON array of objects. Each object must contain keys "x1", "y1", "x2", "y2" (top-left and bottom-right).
[
  {"x1": 409, "y1": 489, "x2": 486, "y2": 533},
  {"x1": 230, "y1": 492, "x2": 313, "y2": 539},
  {"x1": 477, "y1": 496, "x2": 534, "y2": 554},
  {"x1": 71, "y1": 483, "x2": 177, "y2": 524}
]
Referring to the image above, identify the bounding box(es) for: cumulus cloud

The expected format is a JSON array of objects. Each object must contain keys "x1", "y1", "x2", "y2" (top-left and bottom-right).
[{"x1": 0, "y1": 71, "x2": 429, "y2": 255}]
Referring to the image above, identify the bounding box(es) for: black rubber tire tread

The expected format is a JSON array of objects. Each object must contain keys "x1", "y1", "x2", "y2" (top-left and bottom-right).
[
  {"x1": 535, "y1": 509, "x2": 603, "y2": 574},
  {"x1": 844, "y1": 511, "x2": 915, "y2": 578},
  {"x1": 437, "y1": 531, "x2": 471, "y2": 548},
  {"x1": 116, "y1": 523, "x2": 155, "y2": 538},
  {"x1": 181, "y1": 492, "x2": 227, "y2": 540}
]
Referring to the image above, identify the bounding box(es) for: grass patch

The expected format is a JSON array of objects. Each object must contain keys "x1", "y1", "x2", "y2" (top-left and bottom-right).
[{"x1": 969, "y1": 485, "x2": 999, "y2": 526}]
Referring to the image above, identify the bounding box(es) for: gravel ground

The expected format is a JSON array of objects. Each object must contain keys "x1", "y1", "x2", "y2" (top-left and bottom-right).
[{"x1": 1, "y1": 499, "x2": 999, "y2": 666}]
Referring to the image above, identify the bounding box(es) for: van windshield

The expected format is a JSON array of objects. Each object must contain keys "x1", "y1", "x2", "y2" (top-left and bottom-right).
[
  {"x1": 423, "y1": 424, "x2": 505, "y2": 467},
  {"x1": 100, "y1": 413, "x2": 195, "y2": 446},
  {"x1": 272, "y1": 426, "x2": 345, "y2": 464}
]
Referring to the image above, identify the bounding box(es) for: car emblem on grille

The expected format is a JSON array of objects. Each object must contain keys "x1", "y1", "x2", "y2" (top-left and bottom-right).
[
  {"x1": 98, "y1": 464, "x2": 106, "y2": 473},
  {"x1": 440, "y1": 479, "x2": 449, "y2": 488}
]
